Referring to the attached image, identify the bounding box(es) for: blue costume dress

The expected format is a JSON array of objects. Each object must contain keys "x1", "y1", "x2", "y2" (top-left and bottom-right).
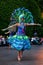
[{"x1": 7, "y1": 22, "x2": 31, "y2": 51}]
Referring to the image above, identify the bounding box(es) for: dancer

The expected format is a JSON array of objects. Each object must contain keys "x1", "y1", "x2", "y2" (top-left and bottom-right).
[{"x1": 2, "y1": 7, "x2": 41, "y2": 61}]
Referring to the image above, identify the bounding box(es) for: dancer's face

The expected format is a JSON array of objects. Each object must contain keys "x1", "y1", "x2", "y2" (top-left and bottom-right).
[{"x1": 21, "y1": 18, "x2": 24, "y2": 21}]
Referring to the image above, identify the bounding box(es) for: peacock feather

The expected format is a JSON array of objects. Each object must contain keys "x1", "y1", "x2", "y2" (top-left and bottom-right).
[{"x1": 11, "y1": 7, "x2": 34, "y2": 23}]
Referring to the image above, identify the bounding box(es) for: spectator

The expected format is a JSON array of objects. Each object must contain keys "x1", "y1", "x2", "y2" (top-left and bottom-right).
[
  {"x1": 2, "y1": 36, "x2": 6, "y2": 45},
  {"x1": 31, "y1": 32, "x2": 41, "y2": 45}
]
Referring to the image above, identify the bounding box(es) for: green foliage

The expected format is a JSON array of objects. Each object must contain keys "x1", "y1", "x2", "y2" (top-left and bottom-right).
[{"x1": 35, "y1": 0, "x2": 43, "y2": 10}]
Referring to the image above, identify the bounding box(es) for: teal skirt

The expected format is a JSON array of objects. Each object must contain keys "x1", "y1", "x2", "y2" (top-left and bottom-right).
[{"x1": 7, "y1": 35, "x2": 31, "y2": 51}]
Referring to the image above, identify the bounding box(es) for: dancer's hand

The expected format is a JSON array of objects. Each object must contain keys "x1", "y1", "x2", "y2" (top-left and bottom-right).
[
  {"x1": 2, "y1": 28, "x2": 7, "y2": 31},
  {"x1": 5, "y1": 31, "x2": 10, "y2": 34},
  {"x1": 36, "y1": 23, "x2": 41, "y2": 26}
]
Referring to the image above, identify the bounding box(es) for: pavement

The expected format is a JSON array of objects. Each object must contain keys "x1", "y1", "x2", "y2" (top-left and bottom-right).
[{"x1": 0, "y1": 45, "x2": 43, "y2": 65}]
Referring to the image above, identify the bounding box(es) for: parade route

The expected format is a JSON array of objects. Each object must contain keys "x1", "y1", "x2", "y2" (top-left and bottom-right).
[{"x1": 0, "y1": 45, "x2": 43, "y2": 65}]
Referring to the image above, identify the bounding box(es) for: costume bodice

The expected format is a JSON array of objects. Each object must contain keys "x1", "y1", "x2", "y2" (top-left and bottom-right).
[{"x1": 16, "y1": 22, "x2": 25, "y2": 35}]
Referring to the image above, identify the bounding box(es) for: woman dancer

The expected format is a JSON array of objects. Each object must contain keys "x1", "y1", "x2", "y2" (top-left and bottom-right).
[{"x1": 2, "y1": 7, "x2": 41, "y2": 61}]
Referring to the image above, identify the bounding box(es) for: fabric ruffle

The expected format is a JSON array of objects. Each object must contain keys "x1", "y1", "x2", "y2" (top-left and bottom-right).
[{"x1": 7, "y1": 35, "x2": 31, "y2": 51}]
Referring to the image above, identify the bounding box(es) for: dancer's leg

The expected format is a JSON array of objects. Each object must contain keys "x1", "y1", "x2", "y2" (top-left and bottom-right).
[
  {"x1": 17, "y1": 51, "x2": 21, "y2": 61},
  {"x1": 8, "y1": 44, "x2": 11, "y2": 48},
  {"x1": 20, "y1": 50, "x2": 23, "y2": 58},
  {"x1": 17, "y1": 50, "x2": 23, "y2": 61}
]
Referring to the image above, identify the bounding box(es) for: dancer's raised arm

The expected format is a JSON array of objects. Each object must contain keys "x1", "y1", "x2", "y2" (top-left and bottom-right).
[
  {"x1": 25, "y1": 23, "x2": 41, "y2": 26},
  {"x1": 2, "y1": 23, "x2": 20, "y2": 31}
]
